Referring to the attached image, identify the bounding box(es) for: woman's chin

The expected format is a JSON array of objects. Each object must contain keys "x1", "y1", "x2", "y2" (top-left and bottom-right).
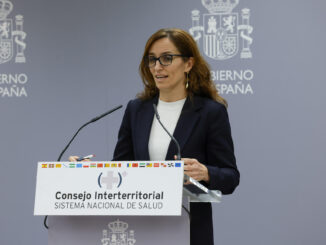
[{"x1": 155, "y1": 83, "x2": 169, "y2": 91}]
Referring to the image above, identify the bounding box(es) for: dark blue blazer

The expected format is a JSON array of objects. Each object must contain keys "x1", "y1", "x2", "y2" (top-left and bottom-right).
[{"x1": 113, "y1": 95, "x2": 239, "y2": 245}]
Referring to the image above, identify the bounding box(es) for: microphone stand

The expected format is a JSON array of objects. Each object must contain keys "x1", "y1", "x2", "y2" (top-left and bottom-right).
[
  {"x1": 43, "y1": 105, "x2": 123, "y2": 229},
  {"x1": 152, "y1": 104, "x2": 190, "y2": 217}
]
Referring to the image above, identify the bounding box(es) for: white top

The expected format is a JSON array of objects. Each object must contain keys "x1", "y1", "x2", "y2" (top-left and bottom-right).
[{"x1": 148, "y1": 98, "x2": 186, "y2": 160}]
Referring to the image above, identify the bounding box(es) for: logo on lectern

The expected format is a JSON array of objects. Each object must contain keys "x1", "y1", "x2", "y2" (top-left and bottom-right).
[
  {"x1": 98, "y1": 171, "x2": 128, "y2": 190},
  {"x1": 101, "y1": 219, "x2": 136, "y2": 245}
]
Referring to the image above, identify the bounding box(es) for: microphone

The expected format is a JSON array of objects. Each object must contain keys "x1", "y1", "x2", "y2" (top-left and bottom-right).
[
  {"x1": 152, "y1": 103, "x2": 190, "y2": 216},
  {"x1": 57, "y1": 105, "x2": 123, "y2": 162},
  {"x1": 152, "y1": 104, "x2": 181, "y2": 160},
  {"x1": 44, "y1": 104, "x2": 123, "y2": 229},
  {"x1": 153, "y1": 103, "x2": 210, "y2": 195},
  {"x1": 89, "y1": 105, "x2": 123, "y2": 123}
]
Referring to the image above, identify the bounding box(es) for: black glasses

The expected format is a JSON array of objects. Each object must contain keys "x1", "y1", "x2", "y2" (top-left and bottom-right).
[{"x1": 144, "y1": 54, "x2": 189, "y2": 67}]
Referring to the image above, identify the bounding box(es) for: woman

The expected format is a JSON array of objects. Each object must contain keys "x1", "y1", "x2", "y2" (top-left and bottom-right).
[{"x1": 113, "y1": 28, "x2": 239, "y2": 245}]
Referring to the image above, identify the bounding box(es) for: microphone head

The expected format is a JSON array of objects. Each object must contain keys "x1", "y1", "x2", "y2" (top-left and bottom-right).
[{"x1": 90, "y1": 105, "x2": 123, "y2": 123}]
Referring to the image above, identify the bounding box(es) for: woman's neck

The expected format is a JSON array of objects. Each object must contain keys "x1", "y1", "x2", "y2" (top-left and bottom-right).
[{"x1": 159, "y1": 89, "x2": 187, "y2": 102}]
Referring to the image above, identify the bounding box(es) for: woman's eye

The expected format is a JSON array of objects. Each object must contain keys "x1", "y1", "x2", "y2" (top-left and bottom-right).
[
  {"x1": 148, "y1": 56, "x2": 156, "y2": 63},
  {"x1": 161, "y1": 55, "x2": 172, "y2": 63}
]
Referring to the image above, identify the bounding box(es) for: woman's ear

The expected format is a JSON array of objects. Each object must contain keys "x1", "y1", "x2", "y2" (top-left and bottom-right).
[{"x1": 185, "y1": 57, "x2": 194, "y2": 73}]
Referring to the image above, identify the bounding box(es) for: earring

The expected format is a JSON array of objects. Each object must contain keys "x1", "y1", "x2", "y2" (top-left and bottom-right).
[{"x1": 186, "y1": 72, "x2": 189, "y2": 89}]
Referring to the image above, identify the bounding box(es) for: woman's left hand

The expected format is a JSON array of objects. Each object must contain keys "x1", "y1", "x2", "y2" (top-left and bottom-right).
[{"x1": 175, "y1": 156, "x2": 210, "y2": 184}]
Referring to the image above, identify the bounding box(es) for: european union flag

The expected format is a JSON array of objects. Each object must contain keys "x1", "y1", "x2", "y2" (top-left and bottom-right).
[
  {"x1": 76, "y1": 163, "x2": 82, "y2": 168},
  {"x1": 175, "y1": 162, "x2": 181, "y2": 167}
]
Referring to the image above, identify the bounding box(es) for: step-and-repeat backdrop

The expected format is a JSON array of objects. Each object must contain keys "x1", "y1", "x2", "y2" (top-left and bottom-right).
[{"x1": 1, "y1": 0, "x2": 325, "y2": 244}]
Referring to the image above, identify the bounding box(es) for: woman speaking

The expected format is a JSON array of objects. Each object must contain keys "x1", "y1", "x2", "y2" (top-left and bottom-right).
[{"x1": 112, "y1": 28, "x2": 239, "y2": 245}]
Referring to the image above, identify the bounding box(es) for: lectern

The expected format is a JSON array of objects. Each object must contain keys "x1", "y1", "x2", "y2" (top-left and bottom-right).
[{"x1": 34, "y1": 161, "x2": 221, "y2": 245}]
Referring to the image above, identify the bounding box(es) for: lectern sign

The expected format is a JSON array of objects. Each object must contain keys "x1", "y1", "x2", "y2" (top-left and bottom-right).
[{"x1": 34, "y1": 161, "x2": 184, "y2": 216}]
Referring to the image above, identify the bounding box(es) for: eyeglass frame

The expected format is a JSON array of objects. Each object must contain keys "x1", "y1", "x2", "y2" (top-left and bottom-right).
[{"x1": 144, "y1": 54, "x2": 190, "y2": 68}]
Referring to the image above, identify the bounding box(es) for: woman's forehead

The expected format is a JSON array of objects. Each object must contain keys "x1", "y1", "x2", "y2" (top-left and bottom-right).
[{"x1": 148, "y1": 38, "x2": 179, "y2": 55}]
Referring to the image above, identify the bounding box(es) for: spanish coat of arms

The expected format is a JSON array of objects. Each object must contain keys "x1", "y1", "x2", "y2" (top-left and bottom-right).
[
  {"x1": 189, "y1": 0, "x2": 253, "y2": 60},
  {"x1": 0, "y1": 0, "x2": 26, "y2": 64},
  {"x1": 102, "y1": 219, "x2": 136, "y2": 245}
]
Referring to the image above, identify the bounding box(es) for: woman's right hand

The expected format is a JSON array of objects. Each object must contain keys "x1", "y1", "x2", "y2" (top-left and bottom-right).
[{"x1": 69, "y1": 156, "x2": 80, "y2": 162}]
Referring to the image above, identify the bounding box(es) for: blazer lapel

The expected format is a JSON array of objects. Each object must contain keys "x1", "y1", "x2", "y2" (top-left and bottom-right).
[
  {"x1": 135, "y1": 96, "x2": 158, "y2": 160},
  {"x1": 165, "y1": 96, "x2": 203, "y2": 160}
]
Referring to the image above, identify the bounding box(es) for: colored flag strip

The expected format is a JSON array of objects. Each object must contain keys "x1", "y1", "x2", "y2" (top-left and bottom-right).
[{"x1": 41, "y1": 162, "x2": 182, "y2": 169}]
